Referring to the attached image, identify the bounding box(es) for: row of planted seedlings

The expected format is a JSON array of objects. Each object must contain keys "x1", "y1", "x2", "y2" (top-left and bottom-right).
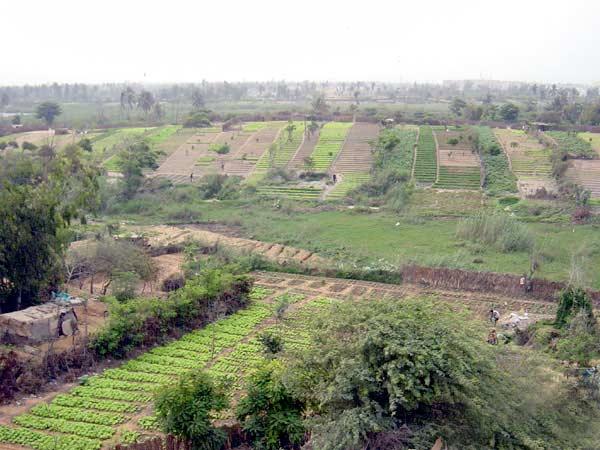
[
  {"x1": 413, "y1": 125, "x2": 437, "y2": 183},
  {"x1": 0, "y1": 287, "x2": 276, "y2": 450}
]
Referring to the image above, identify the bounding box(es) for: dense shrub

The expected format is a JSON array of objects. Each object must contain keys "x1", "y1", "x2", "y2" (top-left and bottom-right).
[
  {"x1": 456, "y1": 213, "x2": 534, "y2": 252},
  {"x1": 184, "y1": 111, "x2": 211, "y2": 128},
  {"x1": 290, "y1": 298, "x2": 600, "y2": 450},
  {"x1": 237, "y1": 361, "x2": 305, "y2": 450},
  {"x1": 90, "y1": 268, "x2": 251, "y2": 358},
  {"x1": 155, "y1": 371, "x2": 228, "y2": 450}
]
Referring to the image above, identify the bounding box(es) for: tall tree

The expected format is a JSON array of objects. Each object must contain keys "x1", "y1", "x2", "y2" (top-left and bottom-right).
[
  {"x1": 35, "y1": 102, "x2": 62, "y2": 127},
  {"x1": 120, "y1": 86, "x2": 136, "y2": 120},
  {"x1": 137, "y1": 90, "x2": 155, "y2": 119},
  {"x1": 191, "y1": 90, "x2": 205, "y2": 110}
]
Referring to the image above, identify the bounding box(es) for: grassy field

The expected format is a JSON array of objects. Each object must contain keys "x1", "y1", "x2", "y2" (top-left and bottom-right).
[
  {"x1": 579, "y1": 132, "x2": 600, "y2": 155},
  {"x1": 104, "y1": 194, "x2": 600, "y2": 289}
]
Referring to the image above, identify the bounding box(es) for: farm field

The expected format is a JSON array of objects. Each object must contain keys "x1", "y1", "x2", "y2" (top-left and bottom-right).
[
  {"x1": 250, "y1": 121, "x2": 305, "y2": 181},
  {"x1": 330, "y1": 122, "x2": 379, "y2": 174},
  {"x1": 546, "y1": 131, "x2": 596, "y2": 159},
  {"x1": 566, "y1": 160, "x2": 600, "y2": 198},
  {"x1": 288, "y1": 127, "x2": 320, "y2": 169},
  {"x1": 433, "y1": 129, "x2": 480, "y2": 190},
  {"x1": 256, "y1": 185, "x2": 323, "y2": 200},
  {"x1": 579, "y1": 132, "x2": 600, "y2": 156},
  {"x1": 326, "y1": 172, "x2": 370, "y2": 200},
  {"x1": 307, "y1": 122, "x2": 353, "y2": 171},
  {"x1": 379, "y1": 126, "x2": 418, "y2": 173},
  {"x1": 0, "y1": 270, "x2": 561, "y2": 450},
  {"x1": 473, "y1": 126, "x2": 517, "y2": 195},
  {"x1": 413, "y1": 125, "x2": 437, "y2": 183},
  {"x1": 494, "y1": 129, "x2": 556, "y2": 196}
]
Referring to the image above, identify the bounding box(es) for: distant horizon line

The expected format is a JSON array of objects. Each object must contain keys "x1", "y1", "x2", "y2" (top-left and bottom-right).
[{"x1": 0, "y1": 78, "x2": 598, "y2": 88}]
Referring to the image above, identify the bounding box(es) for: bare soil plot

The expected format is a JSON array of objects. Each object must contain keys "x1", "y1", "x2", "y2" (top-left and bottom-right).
[
  {"x1": 494, "y1": 129, "x2": 556, "y2": 196},
  {"x1": 288, "y1": 129, "x2": 320, "y2": 169},
  {"x1": 331, "y1": 122, "x2": 379, "y2": 174}
]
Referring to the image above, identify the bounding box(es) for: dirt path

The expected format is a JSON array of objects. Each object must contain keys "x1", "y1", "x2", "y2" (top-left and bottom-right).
[{"x1": 132, "y1": 224, "x2": 330, "y2": 268}]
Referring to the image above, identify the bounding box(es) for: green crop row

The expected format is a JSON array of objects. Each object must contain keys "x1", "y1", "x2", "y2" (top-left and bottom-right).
[
  {"x1": 0, "y1": 425, "x2": 101, "y2": 450},
  {"x1": 433, "y1": 167, "x2": 481, "y2": 190},
  {"x1": 327, "y1": 173, "x2": 371, "y2": 200},
  {"x1": 52, "y1": 394, "x2": 139, "y2": 413},
  {"x1": 414, "y1": 126, "x2": 437, "y2": 183},
  {"x1": 30, "y1": 404, "x2": 125, "y2": 426}
]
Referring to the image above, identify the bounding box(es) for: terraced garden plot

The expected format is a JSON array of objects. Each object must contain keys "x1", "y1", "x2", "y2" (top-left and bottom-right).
[
  {"x1": 473, "y1": 126, "x2": 517, "y2": 195},
  {"x1": 375, "y1": 126, "x2": 418, "y2": 173},
  {"x1": 308, "y1": 122, "x2": 353, "y2": 171},
  {"x1": 152, "y1": 128, "x2": 222, "y2": 184},
  {"x1": 413, "y1": 126, "x2": 437, "y2": 183},
  {"x1": 288, "y1": 127, "x2": 320, "y2": 169},
  {"x1": 0, "y1": 287, "x2": 278, "y2": 450},
  {"x1": 546, "y1": 131, "x2": 596, "y2": 159},
  {"x1": 256, "y1": 185, "x2": 323, "y2": 200},
  {"x1": 331, "y1": 122, "x2": 379, "y2": 174},
  {"x1": 433, "y1": 130, "x2": 481, "y2": 190},
  {"x1": 326, "y1": 172, "x2": 371, "y2": 200},
  {"x1": 227, "y1": 123, "x2": 284, "y2": 177},
  {"x1": 494, "y1": 129, "x2": 556, "y2": 196},
  {"x1": 566, "y1": 160, "x2": 600, "y2": 198},
  {"x1": 250, "y1": 122, "x2": 306, "y2": 182}
]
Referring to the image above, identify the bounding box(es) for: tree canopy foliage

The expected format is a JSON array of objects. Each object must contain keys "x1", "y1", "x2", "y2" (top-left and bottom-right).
[{"x1": 0, "y1": 143, "x2": 100, "y2": 311}]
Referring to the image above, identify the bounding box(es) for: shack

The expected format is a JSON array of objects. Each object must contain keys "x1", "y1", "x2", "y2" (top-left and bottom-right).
[{"x1": 0, "y1": 299, "x2": 83, "y2": 345}]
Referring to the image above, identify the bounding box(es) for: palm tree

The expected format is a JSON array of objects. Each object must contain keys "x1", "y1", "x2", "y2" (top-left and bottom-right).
[
  {"x1": 120, "y1": 87, "x2": 136, "y2": 120},
  {"x1": 137, "y1": 90, "x2": 155, "y2": 119}
]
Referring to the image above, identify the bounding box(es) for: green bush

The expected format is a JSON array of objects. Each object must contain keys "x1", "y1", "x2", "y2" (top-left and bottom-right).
[
  {"x1": 89, "y1": 268, "x2": 251, "y2": 359},
  {"x1": 237, "y1": 361, "x2": 305, "y2": 450},
  {"x1": 155, "y1": 371, "x2": 228, "y2": 450},
  {"x1": 290, "y1": 297, "x2": 600, "y2": 450}
]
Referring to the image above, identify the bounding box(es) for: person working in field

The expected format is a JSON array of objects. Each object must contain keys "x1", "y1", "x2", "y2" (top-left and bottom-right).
[
  {"x1": 487, "y1": 328, "x2": 498, "y2": 345},
  {"x1": 489, "y1": 309, "x2": 500, "y2": 326}
]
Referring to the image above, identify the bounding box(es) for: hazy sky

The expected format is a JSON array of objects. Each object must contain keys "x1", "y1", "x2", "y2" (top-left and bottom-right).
[{"x1": 3, "y1": 0, "x2": 600, "y2": 85}]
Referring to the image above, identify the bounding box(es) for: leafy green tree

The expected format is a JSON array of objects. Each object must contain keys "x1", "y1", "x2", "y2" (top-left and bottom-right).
[
  {"x1": 311, "y1": 94, "x2": 329, "y2": 116},
  {"x1": 78, "y1": 138, "x2": 93, "y2": 152},
  {"x1": 118, "y1": 141, "x2": 161, "y2": 198},
  {"x1": 237, "y1": 361, "x2": 305, "y2": 450},
  {"x1": 0, "y1": 143, "x2": 100, "y2": 311},
  {"x1": 35, "y1": 102, "x2": 62, "y2": 127},
  {"x1": 284, "y1": 120, "x2": 296, "y2": 142},
  {"x1": 450, "y1": 97, "x2": 467, "y2": 116},
  {"x1": 290, "y1": 298, "x2": 597, "y2": 450},
  {"x1": 0, "y1": 184, "x2": 65, "y2": 311},
  {"x1": 155, "y1": 371, "x2": 228, "y2": 450},
  {"x1": 11, "y1": 114, "x2": 20, "y2": 125},
  {"x1": 499, "y1": 102, "x2": 520, "y2": 121}
]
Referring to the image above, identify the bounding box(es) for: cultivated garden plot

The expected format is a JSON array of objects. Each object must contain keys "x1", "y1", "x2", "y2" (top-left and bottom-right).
[
  {"x1": 473, "y1": 126, "x2": 517, "y2": 195},
  {"x1": 413, "y1": 125, "x2": 437, "y2": 183},
  {"x1": 579, "y1": 132, "x2": 600, "y2": 156},
  {"x1": 307, "y1": 122, "x2": 353, "y2": 171},
  {"x1": 494, "y1": 129, "x2": 557, "y2": 196},
  {"x1": 0, "y1": 272, "x2": 559, "y2": 449},
  {"x1": 323, "y1": 122, "x2": 380, "y2": 200},
  {"x1": 226, "y1": 122, "x2": 285, "y2": 177},
  {"x1": 566, "y1": 160, "x2": 600, "y2": 200},
  {"x1": 433, "y1": 129, "x2": 481, "y2": 190},
  {"x1": 251, "y1": 122, "x2": 305, "y2": 176},
  {"x1": 545, "y1": 131, "x2": 597, "y2": 159},
  {"x1": 152, "y1": 127, "x2": 221, "y2": 184}
]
